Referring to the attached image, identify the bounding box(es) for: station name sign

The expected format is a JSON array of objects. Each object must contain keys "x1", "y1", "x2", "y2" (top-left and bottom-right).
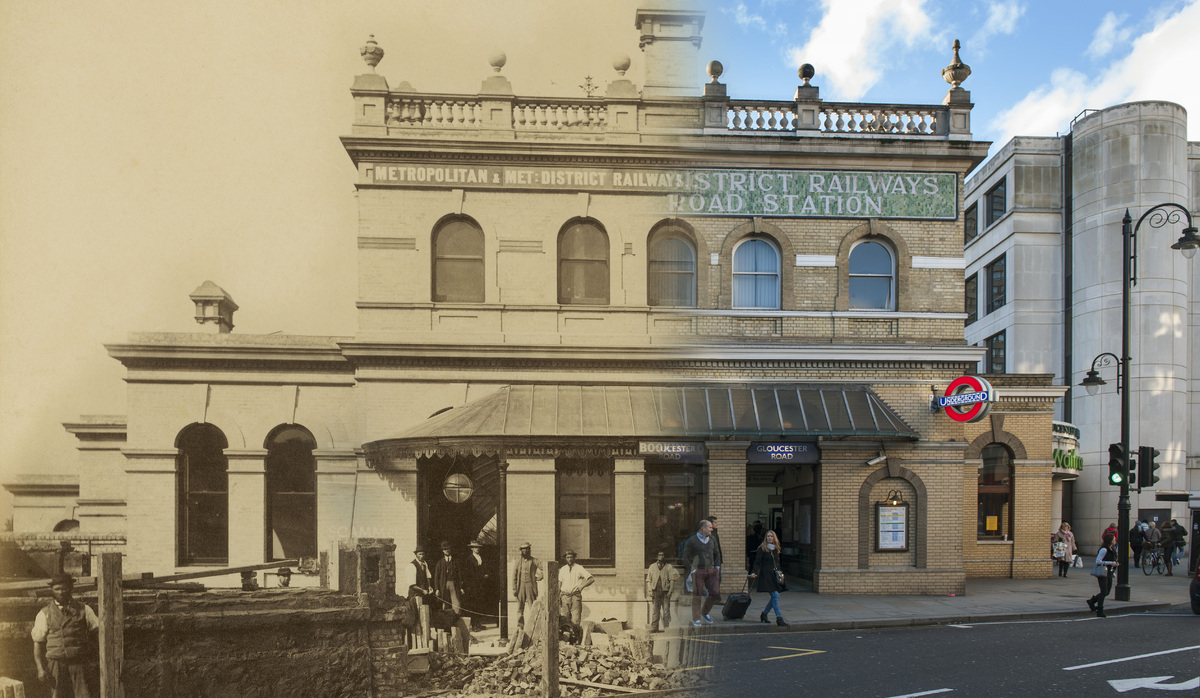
[
  {"x1": 638, "y1": 441, "x2": 706, "y2": 463},
  {"x1": 363, "y1": 163, "x2": 958, "y2": 220},
  {"x1": 746, "y1": 442, "x2": 820, "y2": 464}
]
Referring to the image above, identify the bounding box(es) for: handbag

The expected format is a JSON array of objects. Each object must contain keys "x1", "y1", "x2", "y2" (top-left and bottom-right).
[
  {"x1": 774, "y1": 569, "x2": 785, "y2": 585},
  {"x1": 1090, "y1": 563, "x2": 1107, "y2": 577}
]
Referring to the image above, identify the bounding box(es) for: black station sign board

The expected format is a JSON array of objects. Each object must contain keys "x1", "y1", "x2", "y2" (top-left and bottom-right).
[
  {"x1": 638, "y1": 442, "x2": 706, "y2": 463},
  {"x1": 747, "y1": 442, "x2": 820, "y2": 464}
]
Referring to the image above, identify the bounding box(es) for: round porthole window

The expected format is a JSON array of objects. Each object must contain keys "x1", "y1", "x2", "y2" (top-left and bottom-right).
[{"x1": 443, "y1": 473, "x2": 474, "y2": 503}]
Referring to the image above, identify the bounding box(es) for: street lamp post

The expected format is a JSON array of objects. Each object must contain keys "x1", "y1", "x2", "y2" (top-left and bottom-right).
[{"x1": 1080, "y1": 203, "x2": 1198, "y2": 602}]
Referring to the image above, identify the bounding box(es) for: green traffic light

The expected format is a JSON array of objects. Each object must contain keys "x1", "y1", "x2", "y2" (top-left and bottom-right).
[{"x1": 1109, "y1": 470, "x2": 1124, "y2": 485}]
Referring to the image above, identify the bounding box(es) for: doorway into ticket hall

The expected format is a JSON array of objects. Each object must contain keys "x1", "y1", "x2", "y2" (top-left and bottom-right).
[{"x1": 746, "y1": 462, "x2": 816, "y2": 584}]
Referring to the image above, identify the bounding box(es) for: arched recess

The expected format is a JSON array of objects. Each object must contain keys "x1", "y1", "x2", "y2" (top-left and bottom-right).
[
  {"x1": 856, "y1": 463, "x2": 928, "y2": 569},
  {"x1": 176, "y1": 422, "x2": 230, "y2": 565},
  {"x1": 264, "y1": 424, "x2": 318, "y2": 560},
  {"x1": 964, "y1": 430, "x2": 1028, "y2": 460},
  {"x1": 558, "y1": 217, "x2": 610, "y2": 305},
  {"x1": 834, "y1": 220, "x2": 912, "y2": 311},
  {"x1": 431, "y1": 214, "x2": 486, "y2": 303},
  {"x1": 716, "y1": 220, "x2": 795, "y2": 309},
  {"x1": 53, "y1": 519, "x2": 80, "y2": 533},
  {"x1": 646, "y1": 218, "x2": 708, "y2": 308}
]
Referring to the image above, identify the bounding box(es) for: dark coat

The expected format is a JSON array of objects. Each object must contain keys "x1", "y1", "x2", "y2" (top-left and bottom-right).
[
  {"x1": 751, "y1": 547, "x2": 785, "y2": 593},
  {"x1": 434, "y1": 555, "x2": 467, "y2": 596}
]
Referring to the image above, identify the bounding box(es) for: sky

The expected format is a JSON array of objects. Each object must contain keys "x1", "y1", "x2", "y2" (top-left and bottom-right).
[{"x1": 1, "y1": 0, "x2": 1198, "y2": 520}]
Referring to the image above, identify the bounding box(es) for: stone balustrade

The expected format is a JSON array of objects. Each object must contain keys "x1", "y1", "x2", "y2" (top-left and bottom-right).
[
  {"x1": 726, "y1": 100, "x2": 947, "y2": 136},
  {"x1": 359, "y1": 81, "x2": 969, "y2": 139}
]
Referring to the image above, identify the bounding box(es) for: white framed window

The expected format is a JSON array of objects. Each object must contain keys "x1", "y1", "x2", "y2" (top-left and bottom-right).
[
  {"x1": 848, "y1": 240, "x2": 894, "y2": 310},
  {"x1": 732, "y1": 238, "x2": 780, "y2": 309}
]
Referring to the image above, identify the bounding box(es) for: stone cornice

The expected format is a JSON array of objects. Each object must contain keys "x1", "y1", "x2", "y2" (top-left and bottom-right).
[{"x1": 340, "y1": 136, "x2": 988, "y2": 172}]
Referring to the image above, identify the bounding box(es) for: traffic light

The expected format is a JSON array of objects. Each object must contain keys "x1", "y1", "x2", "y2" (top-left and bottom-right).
[
  {"x1": 1107, "y1": 443, "x2": 1127, "y2": 486},
  {"x1": 1138, "y1": 446, "x2": 1161, "y2": 488}
]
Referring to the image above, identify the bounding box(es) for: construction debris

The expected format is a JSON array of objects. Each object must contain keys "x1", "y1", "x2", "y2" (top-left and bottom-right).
[{"x1": 411, "y1": 638, "x2": 703, "y2": 697}]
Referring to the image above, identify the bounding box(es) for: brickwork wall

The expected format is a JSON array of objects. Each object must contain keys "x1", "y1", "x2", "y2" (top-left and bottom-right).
[
  {"x1": 707, "y1": 449, "x2": 748, "y2": 593},
  {"x1": 959, "y1": 382, "x2": 1059, "y2": 579}
]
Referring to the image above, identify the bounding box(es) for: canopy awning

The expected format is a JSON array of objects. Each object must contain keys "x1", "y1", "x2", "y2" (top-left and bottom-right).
[{"x1": 364, "y1": 384, "x2": 917, "y2": 460}]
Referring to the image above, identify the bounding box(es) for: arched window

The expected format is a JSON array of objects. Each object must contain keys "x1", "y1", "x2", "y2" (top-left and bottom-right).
[
  {"x1": 176, "y1": 423, "x2": 229, "y2": 565},
  {"x1": 265, "y1": 425, "x2": 318, "y2": 561},
  {"x1": 432, "y1": 218, "x2": 485, "y2": 302},
  {"x1": 848, "y1": 240, "x2": 894, "y2": 310},
  {"x1": 53, "y1": 519, "x2": 80, "y2": 533},
  {"x1": 558, "y1": 220, "x2": 609, "y2": 305},
  {"x1": 647, "y1": 226, "x2": 696, "y2": 307},
  {"x1": 977, "y1": 443, "x2": 1013, "y2": 540},
  {"x1": 732, "y1": 238, "x2": 780, "y2": 309}
]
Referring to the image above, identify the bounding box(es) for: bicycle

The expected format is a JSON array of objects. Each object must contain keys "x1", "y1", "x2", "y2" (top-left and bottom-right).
[{"x1": 1142, "y1": 546, "x2": 1165, "y2": 575}]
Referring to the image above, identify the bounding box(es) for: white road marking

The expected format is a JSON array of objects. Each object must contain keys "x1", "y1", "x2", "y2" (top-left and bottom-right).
[
  {"x1": 1064, "y1": 645, "x2": 1200, "y2": 671},
  {"x1": 883, "y1": 689, "x2": 954, "y2": 697},
  {"x1": 1108, "y1": 676, "x2": 1200, "y2": 692}
]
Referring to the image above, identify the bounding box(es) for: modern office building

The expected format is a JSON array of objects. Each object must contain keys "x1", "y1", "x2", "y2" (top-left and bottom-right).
[{"x1": 963, "y1": 101, "x2": 1198, "y2": 556}]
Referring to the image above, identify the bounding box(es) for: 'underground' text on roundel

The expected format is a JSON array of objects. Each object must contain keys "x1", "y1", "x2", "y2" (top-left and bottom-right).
[{"x1": 938, "y1": 375, "x2": 996, "y2": 423}]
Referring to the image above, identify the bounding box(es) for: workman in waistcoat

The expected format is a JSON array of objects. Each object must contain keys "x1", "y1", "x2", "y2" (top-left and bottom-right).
[
  {"x1": 511, "y1": 542, "x2": 542, "y2": 628},
  {"x1": 32, "y1": 573, "x2": 99, "y2": 698}
]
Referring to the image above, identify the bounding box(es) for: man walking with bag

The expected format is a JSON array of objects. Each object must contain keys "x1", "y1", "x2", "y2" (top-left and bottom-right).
[{"x1": 679, "y1": 519, "x2": 719, "y2": 627}]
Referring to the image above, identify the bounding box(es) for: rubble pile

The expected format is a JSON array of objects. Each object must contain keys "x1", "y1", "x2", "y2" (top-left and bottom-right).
[{"x1": 422, "y1": 640, "x2": 702, "y2": 697}]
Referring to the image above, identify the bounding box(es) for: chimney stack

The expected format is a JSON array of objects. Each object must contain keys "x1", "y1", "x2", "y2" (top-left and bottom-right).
[
  {"x1": 635, "y1": 3, "x2": 705, "y2": 98},
  {"x1": 189, "y1": 281, "x2": 238, "y2": 333}
]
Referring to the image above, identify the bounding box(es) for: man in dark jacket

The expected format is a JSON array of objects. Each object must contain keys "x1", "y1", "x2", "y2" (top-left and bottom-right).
[
  {"x1": 32, "y1": 573, "x2": 99, "y2": 698},
  {"x1": 679, "y1": 519, "x2": 719, "y2": 626},
  {"x1": 434, "y1": 541, "x2": 467, "y2": 616}
]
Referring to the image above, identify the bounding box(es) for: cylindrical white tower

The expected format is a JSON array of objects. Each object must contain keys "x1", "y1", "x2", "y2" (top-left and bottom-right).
[{"x1": 1069, "y1": 101, "x2": 1192, "y2": 548}]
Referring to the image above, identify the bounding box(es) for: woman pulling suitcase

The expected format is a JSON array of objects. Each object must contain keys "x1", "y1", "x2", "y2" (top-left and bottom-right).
[{"x1": 748, "y1": 530, "x2": 789, "y2": 627}]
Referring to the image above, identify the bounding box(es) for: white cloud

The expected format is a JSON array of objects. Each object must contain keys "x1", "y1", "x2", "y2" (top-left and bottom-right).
[
  {"x1": 1086, "y1": 12, "x2": 1132, "y2": 59},
  {"x1": 990, "y1": 0, "x2": 1200, "y2": 143},
  {"x1": 784, "y1": 0, "x2": 936, "y2": 101},
  {"x1": 968, "y1": 1, "x2": 1025, "y2": 56},
  {"x1": 734, "y1": 3, "x2": 768, "y2": 32}
]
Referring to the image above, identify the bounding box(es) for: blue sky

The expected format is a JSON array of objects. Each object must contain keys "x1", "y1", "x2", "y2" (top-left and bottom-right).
[
  {"x1": 698, "y1": 0, "x2": 1200, "y2": 149},
  {"x1": 1, "y1": 0, "x2": 1198, "y2": 510}
]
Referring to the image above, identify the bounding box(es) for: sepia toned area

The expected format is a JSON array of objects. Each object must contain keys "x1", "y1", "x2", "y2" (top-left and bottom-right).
[{"x1": 7, "y1": 2, "x2": 1183, "y2": 697}]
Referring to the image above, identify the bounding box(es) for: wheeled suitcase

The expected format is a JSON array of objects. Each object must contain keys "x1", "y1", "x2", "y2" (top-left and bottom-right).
[{"x1": 721, "y1": 580, "x2": 752, "y2": 620}]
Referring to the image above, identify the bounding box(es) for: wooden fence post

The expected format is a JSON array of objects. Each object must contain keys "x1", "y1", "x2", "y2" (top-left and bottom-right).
[
  {"x1": 98, "y1": 552, "x2": 124, "y2": 698},
  {"x1": 542, "y1": 560, "x2": 559, "y2": 698}
]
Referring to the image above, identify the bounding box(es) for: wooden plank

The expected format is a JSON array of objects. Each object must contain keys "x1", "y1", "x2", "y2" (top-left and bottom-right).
[
  {"x1": 0, "y1": 559, "x2": 301, "y2": 593},
  {"x1": 542, "y1": 560, "x2": 559, "y2": 698},
  {"x1": 98, "y1": 553, "x2": 124, "y2": 698},
  {"x1": 559, "y1": 677, "x2": 649, "y2": 694},
  {"x1": 122, "y1": 559, "x2": 300, "y2": 586}
]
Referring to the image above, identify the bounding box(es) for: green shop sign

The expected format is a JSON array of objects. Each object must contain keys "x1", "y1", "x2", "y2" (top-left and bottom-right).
[
  {"x1": 1053, "y1": 448, "x2": 1083, "y2": 471},
  {"x1": 365, "y1": 163, "x2": 958, "y2": 220}
]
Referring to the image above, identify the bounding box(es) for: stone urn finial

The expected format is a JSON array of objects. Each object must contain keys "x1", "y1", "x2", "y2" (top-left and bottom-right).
[
  {"x1": 613, "y1": 54, "x2": 631, "y2": 77},
  {"x1": 360, "y1": 35, "x2": 384, "y2": 71},
  {"x1": 488, "y1": 51, "x2": 507, "y2": 73},
  {"x1": 798, "y1": 63, "x2": 815, "y2": 86},
  {"x1": 941, "y1": 39, "x2": 971, "y2": 87},
  {"x1": 706, "y1": 60, "x2": 724, "y2": 84}
]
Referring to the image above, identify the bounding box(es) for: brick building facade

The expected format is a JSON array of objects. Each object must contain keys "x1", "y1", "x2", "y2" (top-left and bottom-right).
[{"x1": 6, "y1": 6, "x2": 1068, "y2": 628}]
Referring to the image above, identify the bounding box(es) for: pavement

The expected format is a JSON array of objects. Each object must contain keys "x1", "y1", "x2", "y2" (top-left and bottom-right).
[
  {"x1": 699, "y1": 568, "x2": 1197, "y2": 634},
  {"x1": 465, "y1": 568, "x2": 1195, "y2": 653}
]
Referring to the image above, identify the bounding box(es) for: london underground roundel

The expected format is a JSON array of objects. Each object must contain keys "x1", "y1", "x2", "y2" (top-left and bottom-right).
[{"x1": 938, "y1": 375, "x2": 995, "y2": 423}]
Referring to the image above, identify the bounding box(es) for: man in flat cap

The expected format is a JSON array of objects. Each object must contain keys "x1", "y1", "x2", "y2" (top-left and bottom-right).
[
  {"x1": 32, "y1": 573, "x2": 99, "y2": 698},
  {"x1": 512, "y1": 542, "x2": 542, "y2": 628},
  {"x1": 558, "y1": 550, "x2": 594, "y2": 640}
]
